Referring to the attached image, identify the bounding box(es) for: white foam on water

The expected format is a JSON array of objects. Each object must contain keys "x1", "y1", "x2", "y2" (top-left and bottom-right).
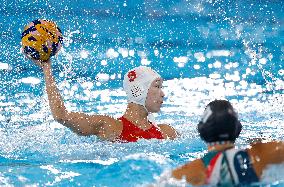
[
  {"x1": 147, "y1": 170, "x2": 188, "y2": 187},
  {"x1": 59, "y1": 158, "x2": 118, "y2": 165},
  {"x1": 40, "y1": 165, "x2": 80, "y2": 186},
  {"x1": 124, "y1": 152, "x2": 169, "y2": 165},
  {"x1": 20, "y1": 77, "x2": 41, "y2": 85},
  {"x1": 261, "y1": 164, "x2": 284, "y2": 184},
  {"x1": 0, "y1": 62, "x2": 10, "y2": 70}
]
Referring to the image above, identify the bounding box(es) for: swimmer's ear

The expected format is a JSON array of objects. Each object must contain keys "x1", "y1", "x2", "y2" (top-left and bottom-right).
[{"x1": 235, "y1": 120, "x2": 242, "y2": 138}]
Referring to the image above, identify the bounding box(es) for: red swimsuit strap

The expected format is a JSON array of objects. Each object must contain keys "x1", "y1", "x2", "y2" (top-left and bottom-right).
[{"x1": 118, "y1": 116, "x2": 164, "y2": 142}]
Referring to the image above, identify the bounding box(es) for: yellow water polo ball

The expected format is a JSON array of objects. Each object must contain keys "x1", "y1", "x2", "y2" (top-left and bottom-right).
[{"x1": 21, "y1": 19, "x2": 63, "y2": 61}]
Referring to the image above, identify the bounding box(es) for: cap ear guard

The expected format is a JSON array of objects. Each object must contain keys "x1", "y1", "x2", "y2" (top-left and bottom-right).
[
  {"x1": 130, "y1": 85, "x2": 144, "y2": 98},
  {"x1": 234, "y1": 119, "x2": 242, "y2": 139}
]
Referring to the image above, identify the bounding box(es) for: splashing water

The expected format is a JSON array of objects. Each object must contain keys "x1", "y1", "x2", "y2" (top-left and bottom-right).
[{"x1": 0, "y1": 0, "x2": 284, "y2": 186}]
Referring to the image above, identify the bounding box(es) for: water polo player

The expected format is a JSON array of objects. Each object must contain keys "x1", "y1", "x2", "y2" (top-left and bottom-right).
[
  {"x1": 172, "y1": 100, "x2": 284, "y2": 186},
  {"x1": 21, "y1": 19, "x2": 177, "y2": 142},
  {"x1": 26, "y1": 56, "x2": 178, "y2": 142}
]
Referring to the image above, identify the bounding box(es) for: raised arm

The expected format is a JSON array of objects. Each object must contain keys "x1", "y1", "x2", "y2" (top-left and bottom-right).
[
  {"x1": 39, "y1": 59, "x2": 122, "y2": 140},
  {"x1": 42, "y1": 61, "x2": 68, "y2": 124}
]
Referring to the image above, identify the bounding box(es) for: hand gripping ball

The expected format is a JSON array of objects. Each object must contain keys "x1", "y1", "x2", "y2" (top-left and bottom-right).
[{"x1": 21, "y1": 19, "x2": 63, "y2": 61}]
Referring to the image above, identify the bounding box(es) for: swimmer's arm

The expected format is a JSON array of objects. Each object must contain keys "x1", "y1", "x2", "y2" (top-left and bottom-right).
[
  {"x1": 158, "y1": 124, "x2": 179, "y2": 139},
  {"x1": 58, "y1": 112, "x2": 122, "y2": 140},
  {"x1": 42, "y1": 61, "x2": 68, "y2": 123},
  {"x1": 248, "y1": 141, "x2": 284, "y2": 177},
  {"x1": 172, "y1": 159, "x2": 206, "y2": 186},
  {"x1": 251, "y1": 141, "x2": 284, "y2": 163},
  {"x1": 42, "y1": 61, "x2": 122, "y2": 139},
  {"x1": 270, "y1": 141, "x2": 284, "y2": 163}
]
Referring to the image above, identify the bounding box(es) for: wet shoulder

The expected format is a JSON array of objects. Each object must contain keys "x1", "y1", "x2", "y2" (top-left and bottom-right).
[
  {"x1": 248, "y1": 141, "x2": 284, "y2": 177},
  {"x1": 172, "y1": 158, "x2": 206, "y2": 185}
]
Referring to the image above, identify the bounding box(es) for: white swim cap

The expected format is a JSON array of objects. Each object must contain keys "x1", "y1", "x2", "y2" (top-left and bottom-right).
[{"x1": 123, "y1": 66, "x2": 161, "y2": 107}]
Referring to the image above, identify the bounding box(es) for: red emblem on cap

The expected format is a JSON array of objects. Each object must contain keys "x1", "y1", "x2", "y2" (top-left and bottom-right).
[{"x1": 128, "y1": 70, "x2": 137, "y2": 82}]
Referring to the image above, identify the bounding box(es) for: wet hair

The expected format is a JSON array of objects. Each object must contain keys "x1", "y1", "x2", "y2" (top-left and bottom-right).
[{"x1": 197, "y1": 100, "x2": 242, "y2": 143}]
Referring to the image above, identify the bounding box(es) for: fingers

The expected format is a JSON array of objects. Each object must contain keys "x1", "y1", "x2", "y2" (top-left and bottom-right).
[
  {"x1": 21, "y1": 47, "x2": 31, "y2": 60},
  {"x1": 35, "y1": 59, "x2": 48, "y2": 68},
  {"x1": 21, "y1": 48, "x2": 50, "y2": 67}
]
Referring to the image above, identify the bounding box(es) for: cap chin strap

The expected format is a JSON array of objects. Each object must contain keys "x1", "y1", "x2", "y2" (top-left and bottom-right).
[
  {"x1": 143, "y1": 104, "x2": 156, "y2": 123},
  {"x1": 143, "y1": 104, "x2": 156, "y2": 124},
  {"x1": 147, "y1": 113, "x2": 156, "y2": 123}
]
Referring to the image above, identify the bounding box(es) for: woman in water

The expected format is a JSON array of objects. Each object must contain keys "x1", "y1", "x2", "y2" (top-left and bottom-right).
[
  {"x1": 172, "y1": 100, "x2": 284, "y2": 186},
  {"x1": 30, "y1": 58, "x2": 178, "y2": 142}
]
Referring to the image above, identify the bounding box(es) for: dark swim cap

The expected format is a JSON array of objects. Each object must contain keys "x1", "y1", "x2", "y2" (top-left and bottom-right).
[{"x1": 197, "y1": 100, "x2": 242, "y2": 143}]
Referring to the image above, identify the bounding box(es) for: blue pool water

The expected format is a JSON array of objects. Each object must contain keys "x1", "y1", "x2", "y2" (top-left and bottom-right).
[{"x1": 0, "y1": 0, "x2": 284, "y2": 186}]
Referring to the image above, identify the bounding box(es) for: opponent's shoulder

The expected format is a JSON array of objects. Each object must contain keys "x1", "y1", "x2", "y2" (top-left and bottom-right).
[
  {"x1": 249, "y1": 141, "x2": 284, "y2": 154},
  {"x1": 247, "y1": 141, "x2": 284, "y2": 177},
  {"x1": 158, "y1": 124, "x2": 178, "y2": 139},
  {"x1": 172, "y1": 158, "x2": 206, "y2": 185}
]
